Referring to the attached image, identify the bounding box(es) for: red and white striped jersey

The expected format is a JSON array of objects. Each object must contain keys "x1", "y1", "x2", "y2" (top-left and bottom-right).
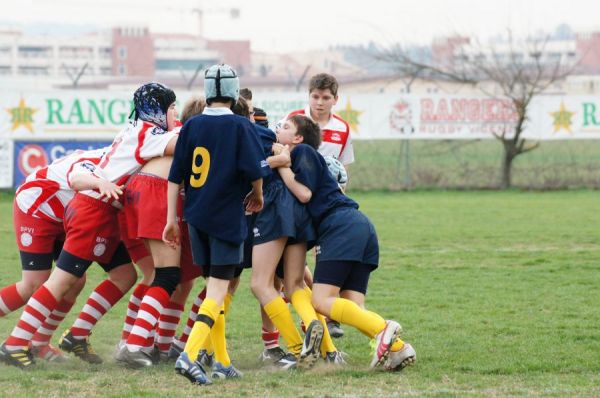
[
  {"x1": 15, "y1": 148, "x2": 107, "y2": 223},
  {"x1": 287, "y1": 106, "x2": 354, "y2": 165},
  {"x1": 80, "y1": 121, "x2": 177, "y2": 207}
]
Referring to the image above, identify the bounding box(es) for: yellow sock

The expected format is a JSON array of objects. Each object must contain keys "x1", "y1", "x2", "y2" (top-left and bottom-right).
[
  {"x1": 263, "y1": 296, "x2": 303, "y2": 355},
  {"x1": 330, "y1": 298, "x2": 386, "y2": 338},
  {"x1": 292, "y1": 287, "x2": 337, "y2": 356},
  {"x1": 211, "y1": 305, "x2": 230, "y2": 366},
  {"x1": 290, "y1": 289, "x2": 317, "y2": 326},
  {"x1": 224, "y1": 293, "x2": 233, "y2": 315},
  {"x1": 184, "y1": 298, "x2": 220, "y2": 361},
  {"x1": 317, "y1": 313, "x2": 337, "y2": 356}
]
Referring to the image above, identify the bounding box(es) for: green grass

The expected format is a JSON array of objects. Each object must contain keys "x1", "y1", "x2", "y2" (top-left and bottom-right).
[{"x1": 1, "y1": 191, "x2": 600, "y2": 397}]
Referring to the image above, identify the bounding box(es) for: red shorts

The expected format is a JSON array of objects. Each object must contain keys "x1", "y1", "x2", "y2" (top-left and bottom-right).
[
  {"x1": 118, "y1": 211, "x2": 150, "y2": 263},
  {"x1": 124, "y1": 174, "x2": 201, "y2": 282},
  {"x1": 13, "y1": 200, "x2": 65, "y2": 254},
  {"x1": 62, "y1": 193, "x2": 121, "y2": 264}
]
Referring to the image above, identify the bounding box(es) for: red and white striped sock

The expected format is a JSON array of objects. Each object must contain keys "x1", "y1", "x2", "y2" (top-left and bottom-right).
[
  {"x1": 262, "y1": 327, "x2": 280, "y2": 350},
  {"x1": 120, "y1": 283, "x2": 150, "y2": 344},
  {"x1": 5, "y1": 286, "x2": 58, "y2": 350},
  {"x1": 70, "y1": 280, "x2": 124, "y2": 340},
  {"x1": 174, "y1": 287, "x2": 206, "y2": 349},
  {"x1": 0, "y1": 283, "x2": 27, "y2": 317},
  {"x1": 125, "y1": 287, "x2": 170, "y2": 352},
  {"x1": 31, "y1": 299, "x2": 75, "y2": 348},
  {"x1": 156, "y1": 301, "x2": 184, "y2": 354}
]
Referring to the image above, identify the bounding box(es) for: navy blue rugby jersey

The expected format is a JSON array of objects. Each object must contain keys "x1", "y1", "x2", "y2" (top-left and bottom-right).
[
  {"x1": 253, "y1": 124, "x2": 281, "y2": 186},
  {"x1": 290, "y1": 144, "x2": 358, "y2": 224},
  {"x1": 169, "y1": 108, "x2": 270, "y2": 244}
]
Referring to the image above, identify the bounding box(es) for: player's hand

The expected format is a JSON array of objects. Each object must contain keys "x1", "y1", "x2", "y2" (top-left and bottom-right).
[
  {"x1": 280, "y1": 145, "x2": 291, "y2": 167},
  {"x1": 97, "y1": 180, "x2": 124, "y2": 200},
  {"x1": 272, "y1": 143, "x2": 285, "y2": 155},
  {"x1": 244, "y1": 189, "x2": 264, "y2": 213},
  {"x1": 162, "y1": 220, "x2": 181, "y2": 249}
]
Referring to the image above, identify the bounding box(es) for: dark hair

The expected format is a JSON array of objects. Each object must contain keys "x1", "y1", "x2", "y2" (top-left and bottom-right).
[
  {"x1": 180, "y1": 96, "x2": 206, "y2": 124},
  {"x1": 289, "y1": 115, "x2": 321, "y2": 149},
  {"x1": 253, "y1": 106, "x2": 269, "y2": 128},
  {"x1": 232, "y1": 96, "x2": 251, "y2": 118},
  {"x1": 308, "y1": 73, "x2": 338, "y2": 96},
  {"x1": 239, "y1": 88, "x2": 253, "y2": 100}
]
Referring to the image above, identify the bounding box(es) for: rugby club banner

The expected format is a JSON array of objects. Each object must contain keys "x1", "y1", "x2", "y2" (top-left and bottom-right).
[
  {"x1": 2, "y1": 91, "x2": 600, "y2": 140},
  {"x1": 13, "y1": 140, "x2": 111, "y2": 187}
]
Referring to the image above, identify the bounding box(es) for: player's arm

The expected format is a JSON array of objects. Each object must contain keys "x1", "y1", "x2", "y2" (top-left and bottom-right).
[
  {"x1": 163, "y1": 132, "x2": 186, "y2": 248},
  {"x1": 279, "y1": 167, "x2": 312, "y2": 203},
  {"x1": 69, "y1": 173, "x2": 124, "y2": 200},
  {"x1": 68, "y1": 161, "x2": 123, "y2": 199},
  {"x1": 162, "y1": 181, "x2": 181, "y2": 248},
  {"x1": 277, "y1": 146, "x2": 312, "y2": 203}
]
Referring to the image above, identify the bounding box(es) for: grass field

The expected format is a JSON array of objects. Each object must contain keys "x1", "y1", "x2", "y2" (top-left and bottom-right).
[{"x1": 1, "y1": 190, "x2": 600, "y2": 397}]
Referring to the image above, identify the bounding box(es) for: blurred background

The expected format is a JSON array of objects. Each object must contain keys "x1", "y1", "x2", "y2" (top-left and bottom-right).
[{"x1": 2, "y1": 0, "x2": 600, "y2": 190}]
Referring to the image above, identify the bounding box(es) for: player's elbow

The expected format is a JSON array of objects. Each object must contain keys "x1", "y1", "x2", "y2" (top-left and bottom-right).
[{"x1": 296, "y1": 188, "x2": 312, "y2": 204}]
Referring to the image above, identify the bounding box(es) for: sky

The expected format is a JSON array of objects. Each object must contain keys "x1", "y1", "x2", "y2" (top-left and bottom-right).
[{"x1": 2, "y1": 0, "x2": 600, "y2": 52}]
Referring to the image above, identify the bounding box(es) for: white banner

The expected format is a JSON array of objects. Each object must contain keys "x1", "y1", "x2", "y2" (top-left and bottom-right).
[
  {"x1": 2, "y1": 91, "x2": 600, "y2": 140},
  {"x1": 0, "y1": 139, "x2": 13, "y2": 188}
]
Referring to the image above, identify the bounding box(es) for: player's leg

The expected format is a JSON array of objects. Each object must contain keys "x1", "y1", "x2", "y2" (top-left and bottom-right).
[
  {"x1": 120, "y1": 239, "x2": 180, "y2": 368},
  {"x1": 170, "y1": 285, "x2": 206, "y2": 358},
  {"x1": 60, "y1": 243, "x2": 135, "y2": 364},
  {"x1": 251, "y1": 238, "x2": 303, "y2": 359},
  {"x1": 118, "y1": 254, "x2": 154, "y2": 349},
  {"x1": 283, "y1": 242, "x2": 338, "y2": 369},
  {"x1": 176, "y1": 229, "x2": 241, "y2": 385},
  {"x1": 1, "y1": 258, "x2": 89, "y2": 368},
  {"x1": 0, "y1": 270, "x2": 50, "y2": 317},
  {"x1": 30, "y1": 274, "x2": 86, "y2": 362},
  {"x1": 2, "y1": 206, "x2": 64, "y2": 317},
  {"x1": 155, "y1": 279, "x2": 192, "y2": 360}
]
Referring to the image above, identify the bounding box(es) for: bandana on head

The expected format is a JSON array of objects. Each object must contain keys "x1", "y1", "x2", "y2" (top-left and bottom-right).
[{"x1": 130, "y1": 82, "x2": 176, "y2": 130}]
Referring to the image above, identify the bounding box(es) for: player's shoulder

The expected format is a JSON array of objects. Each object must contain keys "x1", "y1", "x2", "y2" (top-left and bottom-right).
[
  {"x1": 330, "y1": 114, "x2": 350, "y2": 132},
  {"x1": 288, "y1": 109, "x2": 306, "y2": 117}
]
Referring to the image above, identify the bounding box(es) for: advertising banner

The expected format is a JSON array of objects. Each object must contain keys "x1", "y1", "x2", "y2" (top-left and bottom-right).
[{"x1": 13, "y1": 140, "x2": 111, "y2": 188}]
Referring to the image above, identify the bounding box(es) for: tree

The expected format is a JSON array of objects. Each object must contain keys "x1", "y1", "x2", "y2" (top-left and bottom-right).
[{"x1": 376, "y1": 33, "x2": 575, "y2": 189}]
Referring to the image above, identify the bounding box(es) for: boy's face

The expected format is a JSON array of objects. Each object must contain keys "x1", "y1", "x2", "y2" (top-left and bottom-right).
[
  {"x1": 276, "y1": 120, "x2": 301, "y2": 146},
  {"x1": 309, "y1": 89, "x2": 338, "y2": 119},
  {"x1": 166, "y1": 103, "x2": 178, "y2": 131}
]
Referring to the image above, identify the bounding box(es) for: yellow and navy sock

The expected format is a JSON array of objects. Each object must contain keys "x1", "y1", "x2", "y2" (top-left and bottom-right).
[{"x1": 184, "y1": 298, "x2": 220, "y2": 361}]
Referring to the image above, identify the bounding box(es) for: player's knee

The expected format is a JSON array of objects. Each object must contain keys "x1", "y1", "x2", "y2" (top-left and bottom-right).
[
  {"x1": 108, "y1": 263, "x2": 137, "y2": 290},
  {"x1": 311, "y1": 295, "x2": 326, "y2": 314},
  {"x1": 151, "y1": 266, "x2": 181, "y2": 297},
  {"x1": 249, "y1": 277, "x2": 262, "y2": 297},
  {"x1": 18, "y1": 279, "x2": 43, "y2": 297}
]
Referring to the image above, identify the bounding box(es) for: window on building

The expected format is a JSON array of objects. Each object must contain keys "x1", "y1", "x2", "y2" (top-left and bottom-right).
[
  {"x1": 119, "y1": 46, "x2": 127, "y2": 60},
  {"x1": 118, "y1": 63, "x2": 127, "y2": 76}
]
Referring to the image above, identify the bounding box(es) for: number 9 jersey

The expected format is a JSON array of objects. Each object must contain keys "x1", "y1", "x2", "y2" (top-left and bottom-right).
[{"x1": 168, "y1": 107, "x2": 270, "y2": 245}]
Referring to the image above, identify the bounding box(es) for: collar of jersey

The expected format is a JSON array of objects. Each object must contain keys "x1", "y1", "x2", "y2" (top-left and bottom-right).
[{"x1": 203, "y1": 107, "x2": 234, "y2": 116}]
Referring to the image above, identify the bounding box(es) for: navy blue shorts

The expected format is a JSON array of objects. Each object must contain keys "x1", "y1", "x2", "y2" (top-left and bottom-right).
[
  {"x1": 313, "y1": 260, "x2": 372, "y2": 294},
  {"x1": 315, "y1": 208, "x2": 379, "y2": 266},
  {"x1": 241, "y1": 214, "x2": 256, "y2": 269},
  {"x1": 253, "y1": 180, "x2": 315, "y2": 246},
  {"x1": 188, "y1": 224, "x2": 243, "y2": 267}
]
